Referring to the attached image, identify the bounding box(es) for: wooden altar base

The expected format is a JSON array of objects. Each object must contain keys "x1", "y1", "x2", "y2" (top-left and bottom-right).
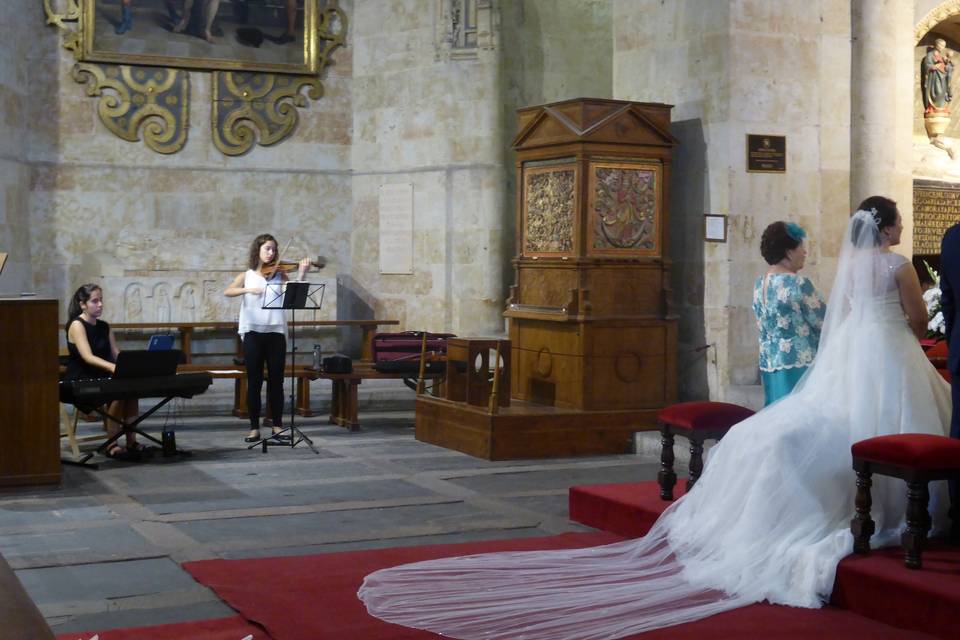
[{"x1": 414, "y1": 396, "x2": 658, "y2": 460}]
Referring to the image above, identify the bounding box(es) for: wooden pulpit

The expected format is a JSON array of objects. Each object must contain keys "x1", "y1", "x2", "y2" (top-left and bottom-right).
[
  {"x1": 415, "y1": 98, "x2": 679, "y2": 460},
  {"x1": 505, "y1": 98, "x2": 678, "y2": 412}
]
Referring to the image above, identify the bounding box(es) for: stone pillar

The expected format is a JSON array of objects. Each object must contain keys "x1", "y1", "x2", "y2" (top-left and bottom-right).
[{"x1": 851, "y1": 0, "x2": 916, "y2": 254}]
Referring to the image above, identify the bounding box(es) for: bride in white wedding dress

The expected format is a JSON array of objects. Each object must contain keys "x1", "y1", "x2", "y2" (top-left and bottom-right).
[{"x1": 358, "y1": 196, "x2": 952, "y2": 640}]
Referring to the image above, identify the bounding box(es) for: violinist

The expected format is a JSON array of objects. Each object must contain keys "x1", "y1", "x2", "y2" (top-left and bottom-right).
[{"x1": 225, "y1": 234, "x2": 309, "y2": 443}]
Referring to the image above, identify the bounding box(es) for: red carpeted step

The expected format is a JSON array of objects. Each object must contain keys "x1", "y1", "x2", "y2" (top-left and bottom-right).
[
  {"x1": 832, "y1": 538, "x2": 960, "y2": 639},
  {"x1": 54, "y1": 614, "x2": 266, "y2": 640},
  {"x1": 569, "y1": 480, "x2": 685, "y2": 537},
  {"x1": 184, "y1": 531, "x2": 940, "y2": 640},
  {"x1": 570, "y1": 480, "x2": 960, "y2": 638}
]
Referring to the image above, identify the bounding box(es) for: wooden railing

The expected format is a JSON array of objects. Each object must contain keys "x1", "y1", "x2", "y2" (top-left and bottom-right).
[{"x1": 110, "y1": 320, "x2": 399, "y2": 363}]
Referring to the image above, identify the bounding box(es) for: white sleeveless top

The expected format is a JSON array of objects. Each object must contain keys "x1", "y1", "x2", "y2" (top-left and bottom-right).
[{"x1": 237, "y1": 269, "x2": 287, "y2": 337}]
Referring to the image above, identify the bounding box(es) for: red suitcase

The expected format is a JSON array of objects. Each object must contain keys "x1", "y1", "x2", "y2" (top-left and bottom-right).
[{"x1": 372, "y1": 331, "x2": 455, "y2": 373}]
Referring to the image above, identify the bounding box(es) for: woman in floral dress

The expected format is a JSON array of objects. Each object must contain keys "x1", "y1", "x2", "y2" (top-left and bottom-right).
[{"x1": 753, "y1": 221, "x2": 826, "y2": 405}]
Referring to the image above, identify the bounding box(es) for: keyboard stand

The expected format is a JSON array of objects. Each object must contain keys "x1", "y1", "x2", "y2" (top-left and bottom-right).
[{"x1": 93, "y1": 395, "x2": 184, "y2": 457}]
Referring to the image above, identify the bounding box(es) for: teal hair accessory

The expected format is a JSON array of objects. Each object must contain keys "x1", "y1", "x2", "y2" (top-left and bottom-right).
[{"x1": 785, "y1": 222, "x2": 806, "y2": 242}]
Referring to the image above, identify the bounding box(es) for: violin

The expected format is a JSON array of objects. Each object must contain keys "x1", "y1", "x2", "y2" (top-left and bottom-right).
[{"x1": 259, "y1": 256, "x2": 327, "y2": 279}]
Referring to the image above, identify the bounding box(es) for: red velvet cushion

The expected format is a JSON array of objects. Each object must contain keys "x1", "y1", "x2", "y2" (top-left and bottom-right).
[
  {"x1": 657, "y1": 401, "x2": 755, "y2": 431},
  {"x1": 925, "y1": 340, "x2": 948, "y2": 359},
  {"x1": 852, "y1": 434, "x2": 960, "y2": 470}
]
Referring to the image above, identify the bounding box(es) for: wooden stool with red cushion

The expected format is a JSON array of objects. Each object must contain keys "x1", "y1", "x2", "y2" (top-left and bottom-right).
[
  {"x1": 850, "y1": 433, "x2": 960, "y2": 569},
  {"x1": 656, "y1": 401, "x2": 755, "y2": 501}
]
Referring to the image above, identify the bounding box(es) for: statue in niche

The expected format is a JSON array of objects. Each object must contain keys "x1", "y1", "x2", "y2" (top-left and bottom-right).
[
  {"x1": 155, "y1": 284, "x2": 172, "y2": 323},
  {"x1": 124, "y1": 284, "x2": 144, "y2": 322},
  {"x1": 921, "y1": 38, "x2": 955, "y2": 158},
  {"x1": 202, "y1": 280, "x2": 221, "y2": 321},
  {"x1": 178, "y1": 283, "x2": 197, "y2": 322}
]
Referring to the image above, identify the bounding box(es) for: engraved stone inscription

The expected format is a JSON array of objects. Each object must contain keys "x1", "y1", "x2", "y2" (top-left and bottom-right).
[{"x1": 913, "y1": 180, "x2": 960, "y2": 254}]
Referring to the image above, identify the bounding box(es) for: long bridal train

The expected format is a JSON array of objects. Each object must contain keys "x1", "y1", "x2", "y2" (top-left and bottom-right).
[{"x1": 359, "y1": 212, "x2": 952, "y2": 640}]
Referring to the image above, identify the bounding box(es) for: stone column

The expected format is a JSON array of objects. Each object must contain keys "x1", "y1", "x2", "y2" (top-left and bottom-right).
[{"x1": 851, "y1": 0, "x2": 916, "y2": 253}]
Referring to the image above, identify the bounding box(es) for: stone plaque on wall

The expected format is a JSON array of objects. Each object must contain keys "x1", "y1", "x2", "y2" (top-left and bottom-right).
[{"x1": 913, "y1": 179, "x2": 960, "y2": 255}]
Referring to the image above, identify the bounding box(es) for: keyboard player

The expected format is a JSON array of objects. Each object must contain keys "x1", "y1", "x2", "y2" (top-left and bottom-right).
[{"x1": 64, "y1": 284, "x2": 145, "y2": 461}]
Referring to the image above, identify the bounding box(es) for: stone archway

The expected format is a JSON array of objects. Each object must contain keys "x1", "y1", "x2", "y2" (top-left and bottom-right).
[{"x1": 916, "y1": 1, "x2": 960, "y2": 44}]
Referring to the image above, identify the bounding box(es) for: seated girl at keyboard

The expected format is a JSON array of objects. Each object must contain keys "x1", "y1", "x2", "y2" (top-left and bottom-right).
[{"x1": 65, "y1": 284, "x2": 144, "y2": 461}]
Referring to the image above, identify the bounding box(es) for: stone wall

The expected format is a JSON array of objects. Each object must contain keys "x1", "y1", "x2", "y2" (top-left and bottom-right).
[
  {"x1": 0, "y1": 0, "x2": 42, "y2": 294},
  {"x1": 613, "y1": 0, "x2": 852, "y2": 404},
  {"x1": 348, "y1": 0, "x2": 505, "y2": 335},
  {"x1": 27, "y1": 1, "x2": 354, "y2": 336},
  {"x1": 498, "y1": 0, "x2": 613, "y2": 290}
]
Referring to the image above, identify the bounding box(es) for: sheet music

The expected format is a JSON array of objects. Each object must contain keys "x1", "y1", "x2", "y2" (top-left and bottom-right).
[{"x1": 379, "y1": 183, "x2": 414, "y2": 275}]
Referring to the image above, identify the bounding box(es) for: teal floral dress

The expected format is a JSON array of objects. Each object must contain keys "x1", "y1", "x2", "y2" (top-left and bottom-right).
[{"x1": 752, "y1": 273, "x2": 826, "y2": 405}]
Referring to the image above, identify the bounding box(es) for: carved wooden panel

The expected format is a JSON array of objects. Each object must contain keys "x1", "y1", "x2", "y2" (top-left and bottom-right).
[
  {"x1": 515, "y1": 267, "x2": 577, "y2": 308},
  {"x1": 510, "y1": 321, "x2": 583, "y2": 408},
  {"x1": 588, "y1": 162, "x2": 661, "y2": 257},
  {"x1": 521, "y1": 164, "x2": 578, "y2": 257},
  {"x1": 584, "y1": 267, "x2": 663, "y2": 317},
  {"x1": 587, "y1": 323, "x2": 675, "y2": 410}
]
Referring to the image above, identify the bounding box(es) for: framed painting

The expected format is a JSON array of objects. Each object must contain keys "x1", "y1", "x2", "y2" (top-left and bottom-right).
[
  {"x1": 81, "y1": 0, "x2": 328, "y2": 74},
  {"x1": 587, "y1": 161, "x2": 662, "y2": 258},
  {"x1": 521, "y1": 164, "x2": 578, "y2": 258}
]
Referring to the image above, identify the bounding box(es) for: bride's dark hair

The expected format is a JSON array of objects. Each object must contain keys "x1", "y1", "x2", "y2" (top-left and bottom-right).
[{"x1": 851, "y1": 195, "x2": 897, "y2": 247}]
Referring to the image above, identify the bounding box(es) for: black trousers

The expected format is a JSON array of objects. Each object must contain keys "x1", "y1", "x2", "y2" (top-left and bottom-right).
[{"x1": 243, "y1": 331, "x2": 286, "y2": 430}]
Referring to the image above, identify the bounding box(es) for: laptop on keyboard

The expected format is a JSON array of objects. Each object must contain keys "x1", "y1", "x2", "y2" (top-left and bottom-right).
[
  {"x1": 113, "y1": 350, "x2": 182, "y2": 379},
  {"x1": 147, "y1": 334, "x2": 175, "y2": 351}
]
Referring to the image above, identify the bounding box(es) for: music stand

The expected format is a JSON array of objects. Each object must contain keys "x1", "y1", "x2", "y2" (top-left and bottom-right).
[{"x1": 249, "y1": 281, "x2": 325, "y2": 453}]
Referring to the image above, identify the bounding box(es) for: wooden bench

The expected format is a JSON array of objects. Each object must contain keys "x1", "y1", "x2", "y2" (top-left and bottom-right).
[
  {"x1": 112, "y1": 319, "x2": 399, "y2": 364},
  {"x1": 178, "y1": 361, "x2": 442, "y2": 430},
  {"x1": 311, "y1": 362, "x2": 443, "y2": 430}
]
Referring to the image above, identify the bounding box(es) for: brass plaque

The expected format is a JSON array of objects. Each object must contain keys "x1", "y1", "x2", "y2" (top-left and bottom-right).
[
  {"x1": 746, "y1": 134, "x2": 786, "y2": 173},
  {"x1": 913, "y1": 180, "x2": 960, "y2": 255}
]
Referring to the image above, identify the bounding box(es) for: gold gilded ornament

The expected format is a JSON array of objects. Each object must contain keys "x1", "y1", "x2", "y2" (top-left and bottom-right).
[
  {"x1": 72, "y1": 63, "x2": 189, "y2": 154},
  {"x1": 212, "y1": 72, "x2": 321, "y2": 156}
]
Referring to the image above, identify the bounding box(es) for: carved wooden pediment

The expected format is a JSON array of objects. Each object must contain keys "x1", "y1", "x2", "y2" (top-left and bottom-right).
[{"x1": 512, "y1": 98, "x2": 677, "y2": 151}]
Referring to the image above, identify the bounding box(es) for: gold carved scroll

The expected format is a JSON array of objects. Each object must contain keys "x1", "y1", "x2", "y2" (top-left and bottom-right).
[{"x1": 913, "y1": 180, "x2": 960, "y2": 254}]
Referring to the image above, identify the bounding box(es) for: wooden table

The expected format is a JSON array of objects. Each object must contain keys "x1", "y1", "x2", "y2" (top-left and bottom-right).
[{"x1": 112, "y1": 319, "x2": 399, "y2": 363}]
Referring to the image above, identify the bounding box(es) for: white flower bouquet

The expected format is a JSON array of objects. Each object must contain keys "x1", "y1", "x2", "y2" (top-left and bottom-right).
[{"x1": 923, "y1": 261, "x2": 945, "y2": 337}]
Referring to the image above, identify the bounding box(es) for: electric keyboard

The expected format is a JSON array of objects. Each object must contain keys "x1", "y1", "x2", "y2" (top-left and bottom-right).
[{"x1": 62, "y1": 372, "x2": 213, "y2": 406}]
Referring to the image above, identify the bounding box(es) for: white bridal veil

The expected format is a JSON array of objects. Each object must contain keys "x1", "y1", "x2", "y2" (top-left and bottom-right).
[{"x1": 357, "y1": 210, "x2": 952, "y2": 640}]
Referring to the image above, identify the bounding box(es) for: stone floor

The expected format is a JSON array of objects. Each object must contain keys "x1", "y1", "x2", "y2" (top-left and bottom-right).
[{"x1": 0, "y1": 393, "x2": 660, "y2": 637}]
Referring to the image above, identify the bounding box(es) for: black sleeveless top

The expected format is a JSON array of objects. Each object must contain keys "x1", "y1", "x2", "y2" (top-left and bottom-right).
[{"x1": 65, "y1": 318, "x2": 114, "y2": 380}]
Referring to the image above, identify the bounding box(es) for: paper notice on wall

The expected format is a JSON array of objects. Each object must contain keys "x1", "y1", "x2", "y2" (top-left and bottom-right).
[{"x1": 378, "y1": 183, "x2": 414, "y2": 274}]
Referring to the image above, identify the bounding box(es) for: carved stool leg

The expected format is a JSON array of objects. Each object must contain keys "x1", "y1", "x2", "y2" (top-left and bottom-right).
[
  {"x1": 902, "y1": 480, "x2": 930, "y2": 569},
  {"x1": 657, "y1": 426, "x2": 677, "y2": 501},
  {"x1": 851, "y1": 469, "x2": 875, "y2": 554},
  {"x1": 687, "y1": 438, "x2": 705, "y2": 491}
]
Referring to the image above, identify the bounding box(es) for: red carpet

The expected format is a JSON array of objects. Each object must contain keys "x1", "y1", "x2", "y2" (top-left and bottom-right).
[
  {"x1": 54, "y1": 614, "x2": 266, "y2": 640},
  {"x1": 184, "y1": 531, "x2": 939, "y2": 639},
  {"x1": 569, "y1": 480, "x2": 960, "y2": 639},
  {"x1": 569, "y1": 480, "x2": 683, "y2": 537},
  {"x1": 834, "y1": 539, "x2": 960, "y2": 639}
]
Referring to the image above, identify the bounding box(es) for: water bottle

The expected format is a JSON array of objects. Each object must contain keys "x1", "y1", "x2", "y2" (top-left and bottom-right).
[
  {"x1": 313, "y1": 344, "x2": 323, "y2": 371},
  {"x1": 162, "y1": 427, "x2": 177, "y2": 457}
]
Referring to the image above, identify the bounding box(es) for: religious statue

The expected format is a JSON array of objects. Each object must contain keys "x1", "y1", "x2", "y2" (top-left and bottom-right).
[
  {"x1": 921, "y1": 38, "x2": 955, "y2": 157},
  {"x1": 154, "y1": 284, "x2": 172, "y2": 324},
  {"x1": 178, "y1": 283, "x2": 197, "y2": 322}
]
